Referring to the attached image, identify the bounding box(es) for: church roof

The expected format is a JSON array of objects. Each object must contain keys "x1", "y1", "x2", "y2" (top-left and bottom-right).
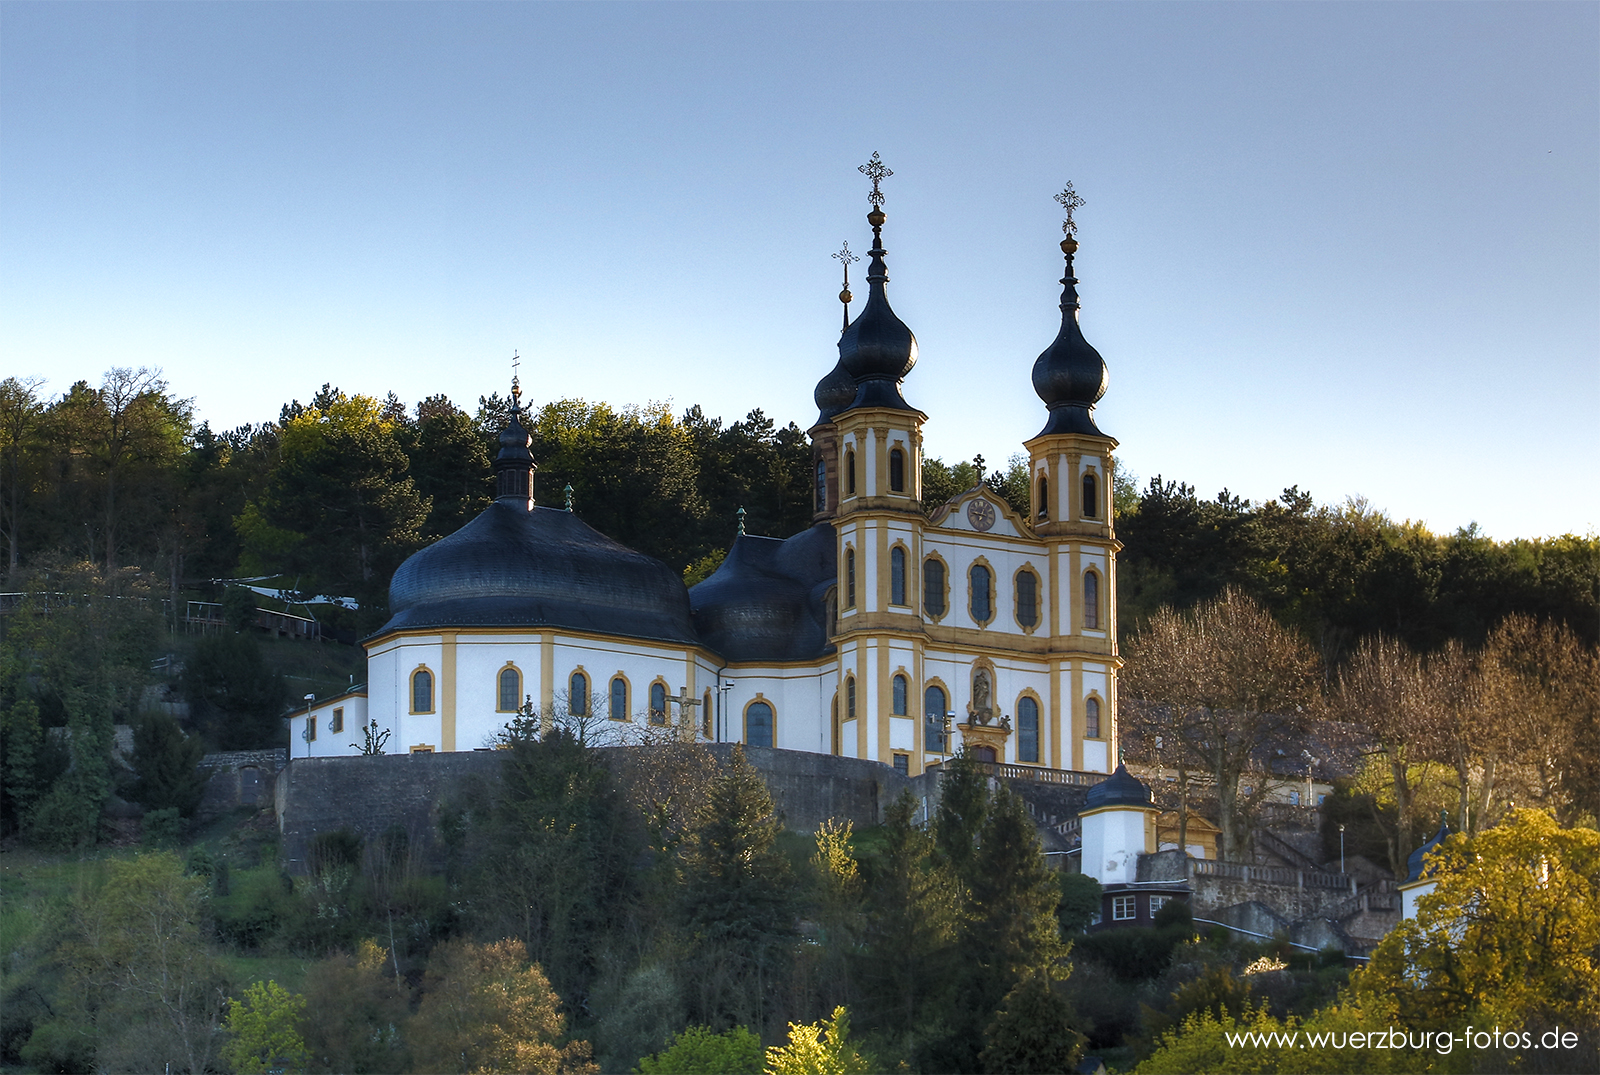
[
  {"x1": 375, "y1": 501, "x2": 698, "y2": 645},
  {"x1": 689, "y1": 523, "x2": 837, "y2": 662},
  {"x1": 1404, "y1": 814, "x2": 1452, "y2": 883},
  {"x1": 1083, "y1": 762, "x2": 1154, "y2": 810}
]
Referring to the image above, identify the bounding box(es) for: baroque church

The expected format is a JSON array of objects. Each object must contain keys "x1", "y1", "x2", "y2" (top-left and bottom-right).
[{"x1": 291, "y1": 165, "x2": 1123, "y2": 780}]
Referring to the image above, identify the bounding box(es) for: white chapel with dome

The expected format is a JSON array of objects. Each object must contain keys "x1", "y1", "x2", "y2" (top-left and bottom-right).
[{"x1": 291, "y1": 165, "x2": 1123, "y2": 778}]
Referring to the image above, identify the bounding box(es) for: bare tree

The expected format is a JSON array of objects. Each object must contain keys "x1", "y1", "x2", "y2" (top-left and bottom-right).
[{"x1": 1123, "y1": 588, "x2": 1320, "y2": 861}]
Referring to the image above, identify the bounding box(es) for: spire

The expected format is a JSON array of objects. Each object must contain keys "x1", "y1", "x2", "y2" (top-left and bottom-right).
[
  {"x1": 833, "y1": 240, "x2": 859, "y2": 335},
  {"x1": 837, "y1": 152, "x2": 919, "y2": 412},
  {"x1": 1031, "y1": 183, "x2": 1110, "y2": 438},
  {"x1": 494, "y1": 357, "x2": 536, "y2": 508},
  {"x1": 813, "y1": 242, "x2": 864, "y2": 426}
]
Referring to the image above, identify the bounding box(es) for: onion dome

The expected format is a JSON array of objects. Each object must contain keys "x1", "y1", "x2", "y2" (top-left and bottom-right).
[
  {"x1": 1032, "y1": 234, "x2": 1110, "y2": 438},
  {"x1": 838, "y1": 153, "x2": 918, "y2": 412},
  {"x1": 1083, "y1": 762, "x2": 1154, "y2": 810},
  {"x1": 1404, "y1": 812, "x2": 1452, "y2": 883},
  {"x1": 377, "y1": 501, "x2": 697, "y2": 644},
  {"x1": 813, "y1": 360, "x2": 856, "y2": 426},
  {"x1": 690, "y1": 522, "x2": 836, "y2": 662},
  {"x1": 495, "y1": 373, "x2": 536, "y2": 506}
]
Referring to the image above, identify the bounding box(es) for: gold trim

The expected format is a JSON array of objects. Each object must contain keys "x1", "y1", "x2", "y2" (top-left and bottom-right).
[
  {"x1": 495, "y1": 661, "x2": 522, "y2": 714},
  {"x1": 409, "y1": 665, "x2": 435, "y2": 715},
  {"x1": 743, "y1": 694, "x2": 776, "y2": 747},
  {"x1": 1012, "y1": 562, "x2": 1043, "y2": 633},
  {"x1": 966, "y1": 555, "x2": 998, "y2": 628},
  {"x1": 922, "y1": 551, "x2": 951, "y2": 621}
]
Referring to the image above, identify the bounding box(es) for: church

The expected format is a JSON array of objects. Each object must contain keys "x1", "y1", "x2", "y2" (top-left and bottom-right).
[{"x1": 290, "y1": 164, "x2": 1123, "y2": 779}]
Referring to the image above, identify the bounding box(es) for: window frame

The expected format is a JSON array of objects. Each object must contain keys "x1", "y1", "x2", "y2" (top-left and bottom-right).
[
  {"x1": 922, "y1": 553, "x2": 949, "y2": 620},
  {"x1": 845, "y1": 447, "x2": 857, "y2": 496},
  {"x1": 329, "y1": 707, "x2": 343, "y2": 734},
  {"x1": 744, "y1": 697, "x2": 775, "y2": 748},
  {"x1": 846, "y1": 674, "x2": 857, "y2": 722},
  {"x1": 889, "y1": 446, "x2": 906, "y2": 492},
  {"x1": 497, "y1": 664, "x2": 522, "y2": 713},
  {"x1": 649, "y1": 679, "x2": 670, "y2": 725},
  {"x1": 1013, "y1": 565, "x2": 1041, "y2": 631},
  {"x1": 569, "y1": 669, "x2": 588, "y2": 715},
  {"x1": 1083, "y1": 569, "x2": 1101, "y2": 631},
  {"x1": 814, "y1": 456, "x2": 827, "y2": 513},
  {"x1": 968, "y1": 558, "x2": 996, "y2": 627},
  {"x1": 924, "y1": 682, "x2": 949, "y2": 752},
  {"x1": 609, "y1": 675, "x2": 630, "y2": 722},
  {"x1": 889, "y1": 544, "x2": 908, "y2": 606},
  {"x1": 1037, "y1": 472, "x2": 1049, "y2": 520},
  {"x1": 1016, "y1": 693, "x2": 1041, "y2": 763},
  {"x1": 410, "y1": 666, "x2": 435, "y2": 715},
  {"x1": 1085, "y1": 695, "x2": 1102, "y2": 739},
  {"x1": 845, "y1": 546, "x2": 857, "y2": 608},
  {"x1": 892, "y1": 673, "x2": 908, "y2": 716},
  {"x1": 1082, "y1": 469, "x2": 1099, "y2": 519},
  {"x1": 1112, "y1": 894, "x2": 1137, "y2": 921}
]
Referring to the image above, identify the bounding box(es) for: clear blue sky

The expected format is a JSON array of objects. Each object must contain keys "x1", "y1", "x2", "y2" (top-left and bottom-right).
[{"x1": 3, "y1": 2, "x2": 1595, "y2": 541}]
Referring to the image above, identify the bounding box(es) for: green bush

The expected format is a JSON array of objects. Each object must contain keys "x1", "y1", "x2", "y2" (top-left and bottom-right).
[{"x1": 142, "y1": 806, "x2": 183, "y2": 847}]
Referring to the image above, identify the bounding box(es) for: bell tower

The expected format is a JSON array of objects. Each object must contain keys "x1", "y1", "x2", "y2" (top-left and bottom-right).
[{"x1": 1023, "y1": 184, "x2": 1122, "y2": 772}]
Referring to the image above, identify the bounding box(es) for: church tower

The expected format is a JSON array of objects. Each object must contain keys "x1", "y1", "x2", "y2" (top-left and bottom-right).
[
  {"x1": 830, "y1": 154, "x2": 929, "y2": 763},
  {"x1": 1023, "y1": 185, "x2": 1122, "y2": 770}
]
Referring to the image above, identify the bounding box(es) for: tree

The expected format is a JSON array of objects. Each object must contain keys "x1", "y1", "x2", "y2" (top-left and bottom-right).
[
  {"x1": 406, "y1": 938, "x2": 597, "y2": 1075},
  {"x1": 809, "y1": 819, "x2": 863, "y2": 999},
  {"x1": 221, "y1": 980, "x2": 310, "y2": 1075},
  {"x1": 1357, "y1": 809, "x2": 1600, "y2": 1041},
  {"x1": 635, "y1": 1025, "x2": 763, "y2": 1075},
  {"x1": 1122, "y1": 589, "x2": 1320, "y2": 860},
  {"x1": 300, "y1": 941, "x2": 411, "y2": 1075},
  {"x1": 0, "y1": 375, "x2": 46, "y2": 575},
  {"x1": 182, "y1": 629, "x2": 287, "y2": 750},
  {"x1": 129, "y1": 711, "x2": 209, "y2": 817},
  {"x1": 978, "y1": 971, "x2": 1086, "y2": 1075},
  {"x1": 678, "y1": 746, "x2": 797, "y2": 1034},
  {"x1": 764, "y1": 1006, "x2": 874, "y2": 1075},
  {"x1": 400, "y1": 395, "x2": 493, "y2": 541}
]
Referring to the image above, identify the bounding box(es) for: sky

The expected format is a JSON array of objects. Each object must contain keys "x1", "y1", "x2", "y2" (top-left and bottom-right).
[{"x1": 2, "y1": 2, "x2": 1596, "y2": 542}]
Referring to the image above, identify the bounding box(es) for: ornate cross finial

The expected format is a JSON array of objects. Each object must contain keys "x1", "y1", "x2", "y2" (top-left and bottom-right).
[
  {"x1": 1055, "y1": 182, "x2": 1086, "y2": 237},
  {"x1": 833, "y1": 241, "x2": 859, "y2": 330},
  {"x1": 736, "y1": 505, "x2": 746, "y2": 535},
  {"x1": 859, "y1": 151, "x2": 893, "y2": 209},
  {"x1": 510, "y1": 350, "x2": 523, "y2": 409},
  {"x1": 564, "y1": 482, "x2": 574, "y2": 513},
  {"x1": 973, "y1": 453, "x2": 986, "y2": 482}
]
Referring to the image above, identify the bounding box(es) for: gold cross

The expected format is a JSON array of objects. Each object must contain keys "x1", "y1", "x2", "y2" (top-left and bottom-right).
[
  {"x1": 1055, "y1": 182, "x2": 1085, "y2": 236},
  {"x1": 859, "y1": 152, "x2": 893, "y2": 208}
]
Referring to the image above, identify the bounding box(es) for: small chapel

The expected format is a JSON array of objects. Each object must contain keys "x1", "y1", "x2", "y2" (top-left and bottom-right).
[{"x1": 290, "y1": 162, "x2": 1123, "y2": 781}]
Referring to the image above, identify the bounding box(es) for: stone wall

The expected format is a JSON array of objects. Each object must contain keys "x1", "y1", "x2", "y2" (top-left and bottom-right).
[{"x1": 197, "y1": 748, "x2": 288, "y2": 819}]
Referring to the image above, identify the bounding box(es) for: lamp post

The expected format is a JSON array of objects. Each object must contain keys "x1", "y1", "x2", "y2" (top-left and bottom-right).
[
  {"x1": 1339, "y1": 823, "x2": 1346, "y2": 875},
  {"x1": 717, "y1": 681, "x2": 734, "y2": 743},
  {"x1": 301, "y1": 693, "x2": 315, "y2": 757}
]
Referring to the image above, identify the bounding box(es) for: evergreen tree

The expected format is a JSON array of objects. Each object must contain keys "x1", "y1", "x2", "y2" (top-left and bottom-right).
[
  {"x1": 129, "y1": 712, "x2": 209, "y2": 817},
  {"x1": 978, "y1": 971, "x2": 1086, "y2": 1075}
]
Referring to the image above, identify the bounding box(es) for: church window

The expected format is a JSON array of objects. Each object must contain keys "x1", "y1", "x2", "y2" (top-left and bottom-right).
[
  {"x1": 649, "y1": 682, "x2": 668, "y2": 724},
  {"x1": 845, "y1": 548, "x2": 856, "y2": 608},
  {"x1": 330, "y1": 707, "x2": 343, "y2": 733},
  {"x1": 1112, "y1": 894, "x2": 1137, "y2": 920},
  {"x1": 969, "y1": 563, "x2": 992, "y2": 623},
  {"x1": 1085, "y1": 696, "x2": 1101, "y2": 739},
  {"x1": 924, "y1": 557, "x2": 947, "y2": 617},
  {"x1": 925, "y1": 685, "x2": 948, "y2": 751},
  {"x1": 703, "y1": 690, "x2": 713, "y2": 736},
  {"x1": 411, "y1": 669, "x2": 434, "y2": 714},
  {"x1": 609, "y1": 677, "x2": 628, "y2": 721},
  {"x1": 746, "y1": 700, "x2": 774, "y2": 748},
  {"x1": 845, "y1": 448, "x2": 857, "y2": 495},
  {"x1": 1018, "y1": 696, "x2": 1040, "y2": 763},
  {"x1": 892, "y1": 674, "x2": 908, "y2": 715},
  {"x1": 815, "y1": 457, "x2": 827, "y2": 513},
  {"x1": 498, "y1": 667, "x2": 521, "y2": 712},
  {"x1": 1083, "y1": 571, "x2": 1100, "y2": 630},
  {"x1": 1037, "y1": 475, "x2": 1049, "y2": 519},
  {"x1": 1016, "y1": 569, "x2": 1039, "y2": 629},
  {"x1": 826, "y1": 588, "x2": 838, "y2": 635},
  {"x1": 1082, "y1": 471, "x2": 1099, "y2": 519},
  {"x1": 569, "y1": 672, "x2": 588, "y2": 715},
  {"x1": 846, "y1": 676, "x2": 857, "y2": 721},
  {"x1": 893, "y1": 753, "x2": 909, "y2": 775},
  {"x1": 889, "y1": 447, "x2": 906, "y2": 492},
  {"x1": 890, "y1": 546, "x2": 907, "y2": 605}
]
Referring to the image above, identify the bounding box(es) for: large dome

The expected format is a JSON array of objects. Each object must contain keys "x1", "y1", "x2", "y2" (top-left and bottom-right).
[
  {"x1": 689, "y1": 523, "x2": 836, "y2": 662},
  {"x1": 375, "y1": 502, "x2": 697, "y2": 644}
]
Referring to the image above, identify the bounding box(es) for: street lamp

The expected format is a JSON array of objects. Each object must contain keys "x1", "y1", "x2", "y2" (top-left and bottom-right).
[
  {"x1": 1339, "y1": 823, "x2": 1346, "y2": 875},
  {"x1": 717, "y1": 680, "x2": 734, "y2": 743}
]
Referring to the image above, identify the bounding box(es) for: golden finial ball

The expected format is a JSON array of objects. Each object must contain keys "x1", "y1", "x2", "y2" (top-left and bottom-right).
[
  {"x1": 867, "y1": 208, "x2": 886, "y2": 228},
  {"x1": 839, "y1": 288, "x2": 853, "y2": 304},
  {"x1": 1061, "y1": 237, "x2": 1079, "y2": 255}
]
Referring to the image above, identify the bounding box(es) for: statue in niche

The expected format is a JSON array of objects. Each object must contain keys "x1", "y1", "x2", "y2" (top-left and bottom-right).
[{"x1": 970, "y1": 669, "x2": 993, "y2": 725}]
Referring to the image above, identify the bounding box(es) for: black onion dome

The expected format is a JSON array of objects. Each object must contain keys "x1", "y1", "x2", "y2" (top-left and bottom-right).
[
  {"x1": 837, "y1": 230, "x2": 918, "y2": 412},
  {"x1": 1404, "y1": 814, "x2": 1452, "y2": 883},
  {"x1": 1083, "y1": 762, "x2": 1153, "y2": 810},
  {"x1": 690, "y1": 522, "x2": 837, "y2": 662},
  {"x1": 813, "y1": 360, "x2": 856, "y2": 426},
  {"x1": 1032, "y1": 240, "x2": 1110, "y2": 437},
  {"x1": 376, "y1": 502, "x2": 697, "y2": 644}
]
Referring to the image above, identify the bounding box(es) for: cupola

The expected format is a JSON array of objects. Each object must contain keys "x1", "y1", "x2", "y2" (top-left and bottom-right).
[
  {"x1": 1032, "y1": 183, "x2": 1109, "y2": 437},
  {"x1": 837, "y1": 152, "x2": 918, "y2": 413}
]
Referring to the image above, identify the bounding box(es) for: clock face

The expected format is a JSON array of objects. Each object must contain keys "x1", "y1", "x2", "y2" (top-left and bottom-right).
[{"x1": 966, "y1": 499, "x2": 997, "y2": 532}]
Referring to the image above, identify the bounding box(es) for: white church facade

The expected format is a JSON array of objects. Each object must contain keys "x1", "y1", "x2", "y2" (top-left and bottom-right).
[{"x1": 290, "y1": 171, "x2": 1123, "y2": 779}]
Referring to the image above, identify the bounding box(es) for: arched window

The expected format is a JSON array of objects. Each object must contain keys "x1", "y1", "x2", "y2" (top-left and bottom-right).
[
  {"x1": 814, "y1": 457, "x2": 827, "y2": 513},
  {"x1": 845, "y1": 548, "x2": 856, "y2": 607},
  {"x1": 845, "y1": 448, "x2": 857, "y2": 495},
  {"x1": 703, "y1": 690, "x2": 713, "y2": 736},
  {"x1": 1018, "y1": 696, "x2": 1040, "y2": 763},
  {"x1": 1085, "y1": 696, "x2": 1101, "y2": 739},
  {"x1": 925, "y1": 684, "x2": 948, "y2": 751},
  {"x1": 411, "y1": 668, "x2": 434, "y2": 714},
  {"x1": 609, "y1": 677, "x2": 627, "y2": 721},
  {"x1": 498, "y1": 667, "x2": 521, "y2": 712},
  {"x1": 924, "y1": 557, "x2": 947, "y2": 617},
  {"x1": 649, "y1": 682, "x2": 668, "y2": 724},
  {"x1": 1082, "y1": 471, "x2": 1099, "y2": 519},
  {"x1": 569, "y1": 671, "x2": 588, "y2": 715},
  {"x1": 970, "y1": 563, "x2": 992, "y2": 623},
  {"x1": 846, "y1": 676, "x2": 857, "y2": 721},
  {"x1": 1083, "y1": 571, "x2": 1100, "y2": 630},
  {"x1": 890, "y1": 546, "x2": 907, "y2": 605},
  {"x1": 826, "y1": 589, "x2": 838, "y2": 636},
  {"x1": 892, "y1": 674, "x2": 908, "y2": 715},
  {"x1": 746, "y1": 700, "x2": 774, "y2": 748},
  {"x1": 889, "y1": 447, "x2": 906, "y2": 492},
  {"x1": 1016, "y1": 569, "x2": 1039, "y2": 629},
  {"x1": 1037, "y1": 475, "x2": 1049, "y2": 519}
]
